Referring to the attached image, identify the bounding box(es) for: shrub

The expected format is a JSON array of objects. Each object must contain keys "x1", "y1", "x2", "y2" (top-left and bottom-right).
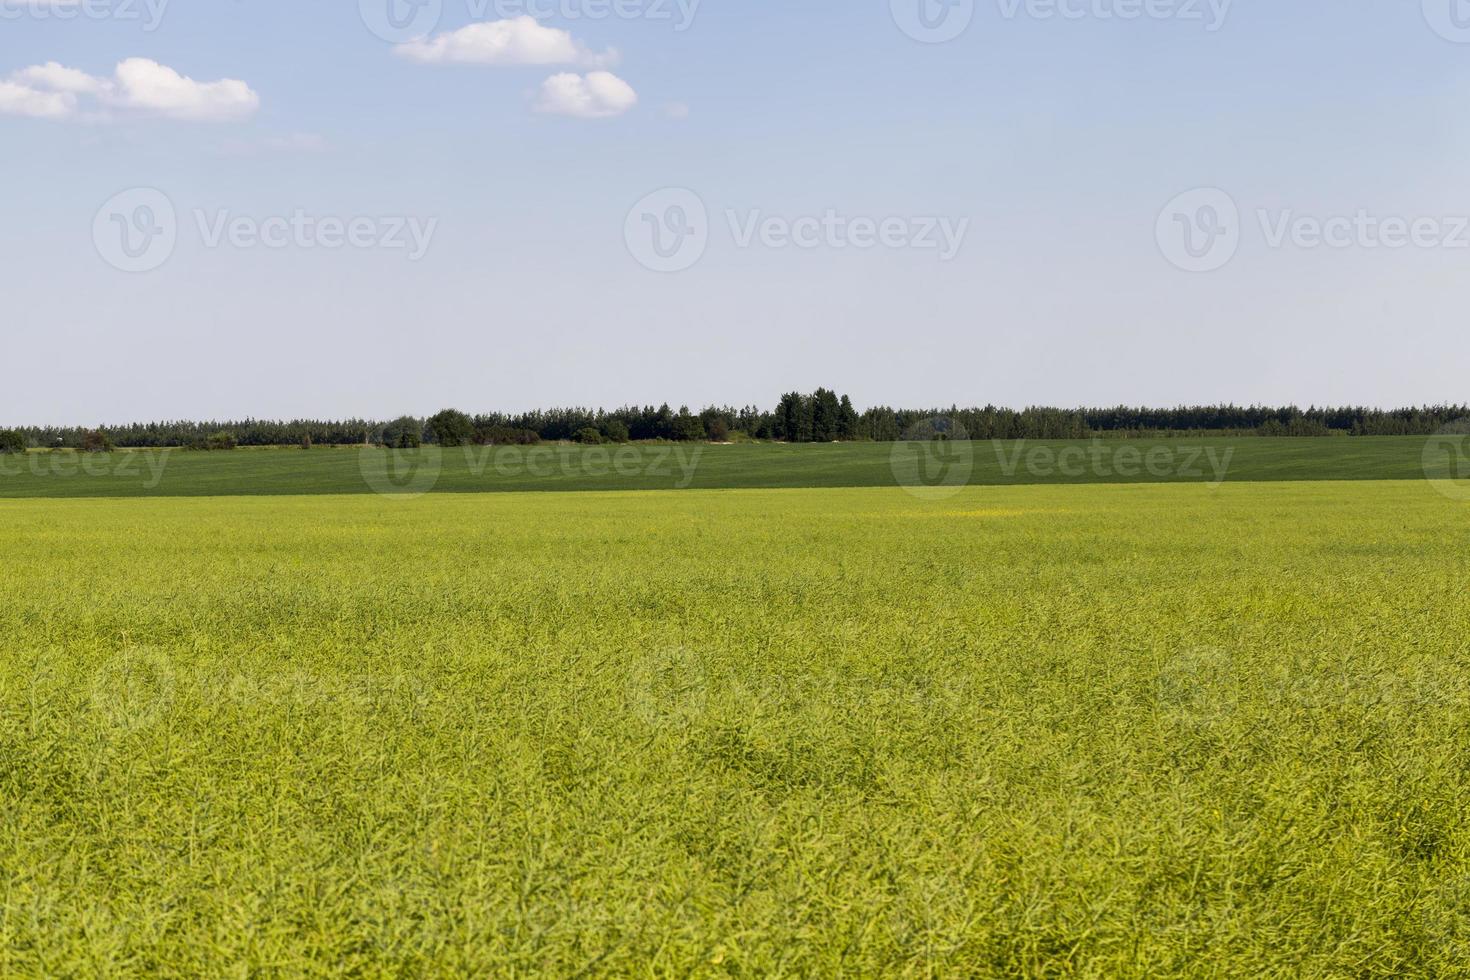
[
  {"x1": 671, "y1": 410, "x2": 706, "y2": 442},
  {"x1": 476, "y1": 426, "x2": 542, "y2": 446},
  {"x1": 602, "y1": 420, "x2": 630, "y2": 444},
  {"x1": 428, "y1": 409, "x2": 475, "y2": 448},
  {"x1": 382, "y1": 417, "x2": 423, "y2": 449},
  {"x1": 575, "y1": 427, "x2": 605, "y2": 446},
  {"x1": 186, "y1": 432, "x2": 237, "y2": 452},
  {"x1": 0, "y1": 429, "x2": 25, "y2": 454},
  {"x1": 81, "y1": 430, "x2": 113, "y2": 454}
]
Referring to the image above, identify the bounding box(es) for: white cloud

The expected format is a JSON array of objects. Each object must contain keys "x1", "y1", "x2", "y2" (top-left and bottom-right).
[
  {"x1": 13, "y1": 61, "x2": 103, "y2": 95},
  {"x1": 0, "y1": 79, "x2": 75, "y2": 118},
  {"x1": 110, "y1": 58, "x2": 258, "y2": 121},
  {"x1": 0, "y1": 58, "x2": 259, "y2": 122},
  {"x1": 395, "y1": 16, "x2": 617, "y2": 69},
  {"x1": 534, "y1": 72, "x2": 637, "y2": 119}
]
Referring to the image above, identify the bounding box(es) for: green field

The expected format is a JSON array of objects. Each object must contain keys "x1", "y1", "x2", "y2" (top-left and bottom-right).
[
  {"x1": 0, "y1": 435, "x2": 1457, "y2": 498},
  {"x1": 3, "y1": 481, "x2": 1468, "y2": 975}
]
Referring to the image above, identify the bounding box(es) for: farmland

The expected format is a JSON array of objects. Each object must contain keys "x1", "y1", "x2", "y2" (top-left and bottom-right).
[
  {"x1": 0, "y1": 435, "x2": 1458, "y2": 498},
  {"x1": 2, "y1": 480, "x2": 1468, "y2": 975}
]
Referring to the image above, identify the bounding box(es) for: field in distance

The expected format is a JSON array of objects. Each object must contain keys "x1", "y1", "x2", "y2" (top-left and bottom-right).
[
  {"x1": 0, "y1": 435, "x2": 1455, "y2": 498},
  {"x1": 2, "y1": 481, "x2": 1467, "y2": 974}
]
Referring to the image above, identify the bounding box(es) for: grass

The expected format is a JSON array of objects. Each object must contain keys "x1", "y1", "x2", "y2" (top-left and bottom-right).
[
  {"x1": 0, "y1": 435, "x2": 1457, "y2": 498},
  {"x1": 2, "y1": 480, "x2": 1468, "y2": 975}
]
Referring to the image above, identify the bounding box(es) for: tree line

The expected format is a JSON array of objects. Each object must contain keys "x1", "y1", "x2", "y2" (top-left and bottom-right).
[{"x1": 2, "y1": 394, "x2": 1467, "y2": 451}]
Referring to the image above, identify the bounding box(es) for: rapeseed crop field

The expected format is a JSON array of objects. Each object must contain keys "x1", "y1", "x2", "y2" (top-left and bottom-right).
[{"x1": 2, "y1": 482, "x2": 1468, "y2": 975}]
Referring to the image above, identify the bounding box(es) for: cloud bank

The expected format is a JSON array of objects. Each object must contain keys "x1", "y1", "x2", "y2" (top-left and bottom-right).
[{"x1": 0, "y1": 59, "x2": 259, "y2": 121}]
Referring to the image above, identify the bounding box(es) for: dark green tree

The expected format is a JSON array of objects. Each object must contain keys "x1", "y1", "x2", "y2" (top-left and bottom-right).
[
  {"x1": 427, "y1": 409, "x2": 475, "y2": 448},
  {"x1": 837, "y1": 395, "x2": 859, "y2": 440},
  {"x1": 672, "y1": 407, "x2": 707, "y2": 442},
  {"x1": 812, "y1": 388, "x2": 841, "y2": 442},
  {"x1": 382, "y1": 417, "x2": 423, "y2": 449},
  {"x1": 775, "y1": 392, "x2": 812, "y2": 442},
  {"x1": 80, "y1": 430, "x2": 113, "y2": 453}
]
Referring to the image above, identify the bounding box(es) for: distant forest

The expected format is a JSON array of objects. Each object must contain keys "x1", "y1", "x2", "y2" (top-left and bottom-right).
[{"x1": 4, "y1": 393, "x2": 1467, "y2": 450}]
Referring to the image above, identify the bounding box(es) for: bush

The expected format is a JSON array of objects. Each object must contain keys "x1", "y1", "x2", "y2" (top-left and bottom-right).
[
  {"x1": 81, "y1": 430, "x2": 113, "y2": 454},
  {"x1": 475, "y1": 426, "x2": 541, "y2": 446},
  {"x1": 671, "y1": 410, "x2": 706, "y2": 442},
  {"x1": 382, "y1": 417, "x2": 423, "y2": 449},
  {"x1": 187, "y1": 432, "x2": 238, "y2": 452},
  {"x1": 0, "y1": 429, "x2": 25, "y2": 454},
  {"x1": 575, "y1": 427, "x2": 605, "y2": 446},
  {"x1": 428, "y1": 409, "x2": 475, "y2": 448},
  {"x1": 602, "y1": 420, "x2": 630, "y2": 444}
]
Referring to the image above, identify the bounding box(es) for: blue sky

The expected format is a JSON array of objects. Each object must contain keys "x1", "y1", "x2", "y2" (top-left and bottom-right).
[{"x1": 3, "y1": 0, "x2": 1468, "y2": 424}]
